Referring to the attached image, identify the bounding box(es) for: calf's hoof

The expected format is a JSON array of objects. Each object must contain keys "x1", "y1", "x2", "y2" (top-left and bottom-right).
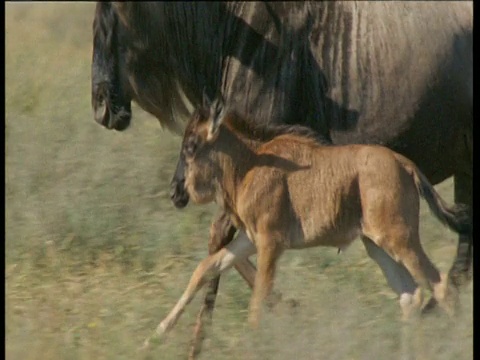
[{"x1": 140, "y1": 323, "x2": 168, "y2": 350}]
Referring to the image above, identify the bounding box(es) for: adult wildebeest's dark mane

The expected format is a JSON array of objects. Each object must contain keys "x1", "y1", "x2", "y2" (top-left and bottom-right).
[
  {"x1": 92, "y1": 2, "x2": 117, "y2": 102},
  {"x1": 93, "y1": 2, "x2": 119, "y2": 55},
  {"x1": 119, "y1": 3, "x2": 228, "y2": 97},
  {"x1": 92, "y1": 3, "x2": 113, "y2": 54},
  {"x1": 92, "y1": 2, "x2": 332, "y2": 135}
]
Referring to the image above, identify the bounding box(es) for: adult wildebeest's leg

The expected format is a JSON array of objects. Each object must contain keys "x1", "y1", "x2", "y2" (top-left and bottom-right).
[
  {"x1": 143, "y1": 232, "x2": 256, "y2": 348},
  {"x1": 189, "y1": 213, "x2": 257, "y2": 359},
  {"x1": 449, "y1": 172, "x2": 473, "y2": 288},
  {"x1": 423, "y1": 172, "x2": 473, "y2": 313}
]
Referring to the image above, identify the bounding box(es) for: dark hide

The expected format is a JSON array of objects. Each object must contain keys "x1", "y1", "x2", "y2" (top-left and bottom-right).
[{"x1": 91, "y1": 1, "x2": 472, "y2": 292}]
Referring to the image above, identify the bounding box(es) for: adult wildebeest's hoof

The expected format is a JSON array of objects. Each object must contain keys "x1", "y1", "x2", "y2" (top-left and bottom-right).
[
  {"x1": 449, "y1": 268, "x2": 473, "y2": 289},
  {"x1": 285, "y1": 298, "x2": 300, "y2": 309}
]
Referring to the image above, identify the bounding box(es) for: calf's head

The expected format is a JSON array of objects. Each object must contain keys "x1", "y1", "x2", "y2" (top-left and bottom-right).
[{"x1": 171, "y1": 95, "x2": 227, "y2": 207}]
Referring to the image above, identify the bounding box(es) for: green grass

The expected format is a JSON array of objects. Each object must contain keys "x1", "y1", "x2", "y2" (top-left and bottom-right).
[{"x1": 5, "y1": 3, "x2": 472, "y2": 360}]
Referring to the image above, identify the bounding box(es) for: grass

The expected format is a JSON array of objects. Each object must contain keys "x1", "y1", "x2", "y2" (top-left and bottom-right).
[{"x1": 5, "y1": 3, "x2": 472, "y2": 360}]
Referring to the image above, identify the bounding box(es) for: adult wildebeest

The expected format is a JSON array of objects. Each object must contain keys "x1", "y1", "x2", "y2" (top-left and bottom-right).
[
  {"x1": 91, "y1": 1, "x2": 472, "y2": 357},
  {"x1": 143, "y1": 96, "x2": 470, "y2": 349}
]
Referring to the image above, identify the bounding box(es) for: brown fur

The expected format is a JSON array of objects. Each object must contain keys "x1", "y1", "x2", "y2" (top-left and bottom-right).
[{"x1": 144, "y1": 105, "x2": 470, "y2": 348}]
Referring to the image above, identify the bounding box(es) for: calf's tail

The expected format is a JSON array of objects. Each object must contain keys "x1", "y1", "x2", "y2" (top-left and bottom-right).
[{"x1": 394, "y1": 153, "x2": 472, "y2": 235}]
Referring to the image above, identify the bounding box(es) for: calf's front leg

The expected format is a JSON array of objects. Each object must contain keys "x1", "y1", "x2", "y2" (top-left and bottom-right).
[
  {"x1": 189, "y1": 214, "x2": 256, "y2": 359},
  {"x1": 197, "y1": 213, "x2": 255, "y2": 325},
  {"x1": 144, "y1": 231, "x2": 257, "y2": 347}
]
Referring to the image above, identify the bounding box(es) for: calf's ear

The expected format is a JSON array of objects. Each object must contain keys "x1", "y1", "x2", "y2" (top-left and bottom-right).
[{"x1": 207, "y1": 95, "x2": 226, "y2": 142}]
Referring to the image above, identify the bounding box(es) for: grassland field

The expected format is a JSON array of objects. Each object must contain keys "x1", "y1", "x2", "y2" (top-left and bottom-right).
[{"x1": 5, "y1": 3, "x2": 472, "y2": 360}]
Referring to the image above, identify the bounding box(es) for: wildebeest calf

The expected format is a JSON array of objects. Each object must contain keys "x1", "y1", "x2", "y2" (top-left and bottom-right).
[{"x1": 144, "y1": 96, "x2": 471, "y2": 346}]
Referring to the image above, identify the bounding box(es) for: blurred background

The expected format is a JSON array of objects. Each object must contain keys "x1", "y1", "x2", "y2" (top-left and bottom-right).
[{"x1": 5, "y1": 3, "x2": 472, "y2": 359}]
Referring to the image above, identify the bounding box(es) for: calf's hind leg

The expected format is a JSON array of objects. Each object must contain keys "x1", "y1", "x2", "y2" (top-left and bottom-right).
[
  {"x1": 361, "y1": 236, "x2": 424, "y2": 319},
  {"x1": 378, "y1": 232, "x2": 458, "y2": 317}
]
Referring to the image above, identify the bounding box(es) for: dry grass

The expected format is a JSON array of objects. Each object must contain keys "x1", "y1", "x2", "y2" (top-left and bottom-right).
[{"x1": 5, "y1": 3, "x2": 472, "y2": 360}]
